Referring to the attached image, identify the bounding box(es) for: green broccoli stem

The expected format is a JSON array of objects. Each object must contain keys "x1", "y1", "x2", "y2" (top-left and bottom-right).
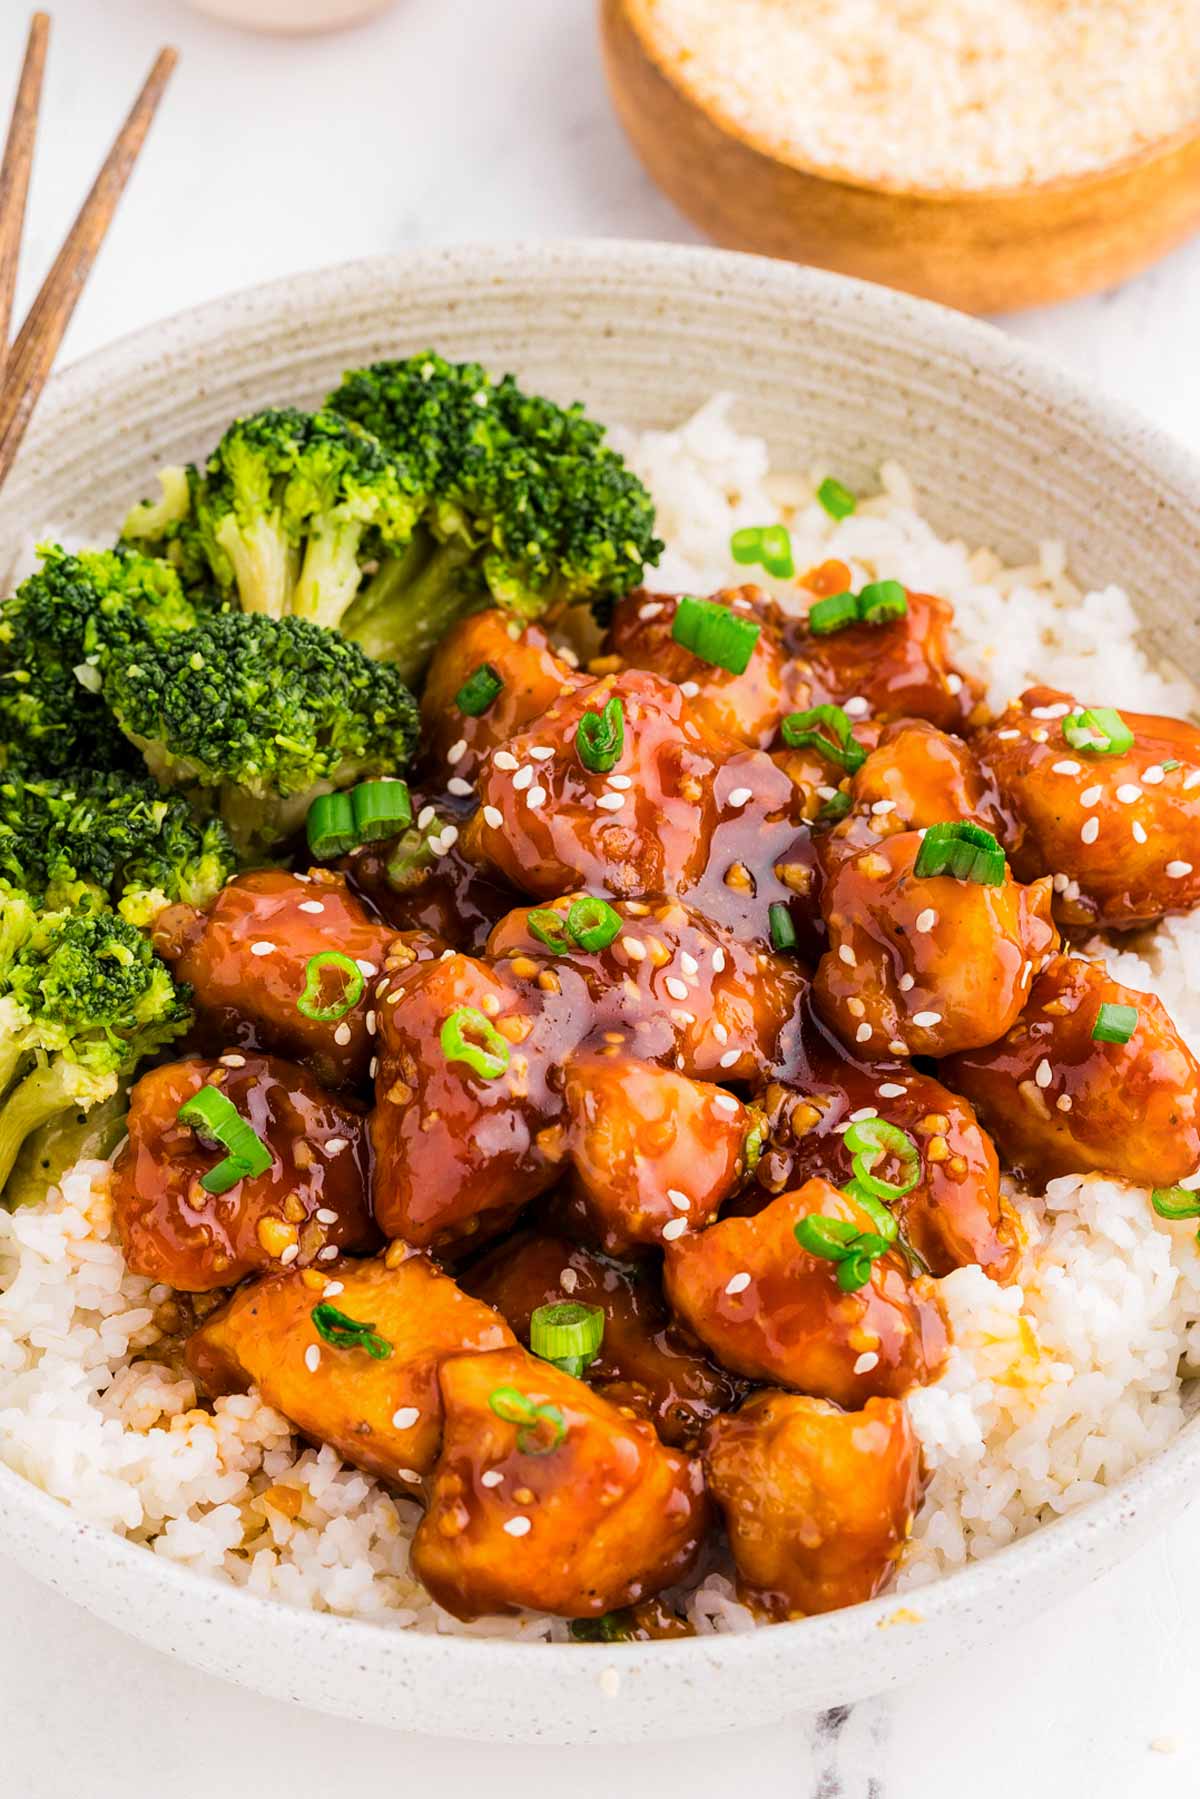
[
  {"x1": 0, "y1": 1060, "x2": 115, "y2": 1203},
  {"x1": 292, "y1": 523, "x2": 372, "y2": 632},
  {"x1": 342, "y1": 537, "x2": 482, "y2": 681}
]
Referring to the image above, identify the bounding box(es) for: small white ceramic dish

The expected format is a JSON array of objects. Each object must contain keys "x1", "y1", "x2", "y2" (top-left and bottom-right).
[{"x1": 1, "y1": 242, "x2": 1199, "y2": 1743}]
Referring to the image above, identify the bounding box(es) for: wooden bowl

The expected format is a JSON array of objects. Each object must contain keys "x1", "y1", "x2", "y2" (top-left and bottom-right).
[{"x1": 599, "y1": 0, "x2": 1200, "y2": 314}]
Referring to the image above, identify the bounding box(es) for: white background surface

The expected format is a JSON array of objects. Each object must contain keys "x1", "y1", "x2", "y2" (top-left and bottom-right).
[{"x1": 2, "y1": 2, "x2": 1200, "y2": 1793}]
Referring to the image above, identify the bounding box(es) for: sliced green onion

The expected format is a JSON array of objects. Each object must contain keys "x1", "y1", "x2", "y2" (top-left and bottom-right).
[
  {"x1": 311, "y1": 1304, "x2": 393, "y2": 1360},
  {"x1": 671, "y1": 595, "x2": 761, "y2": 675},
  {"x1": 569, "y1": 1614, "x2": 635, "y2": 1643},
  {"x1": 793, "y1": 1213, "x2": 886, "y2": 1293},
  {"x1": 306, "y1": 791, "x2": 357, "y2": 860},
  {"x1": 1092, "y1": 1002, "x2": 1138, "y2": 1045},
  {"x1": 1061, "y1": 706, "x2": 1133, "y2": 757},
  {"x1": 566, "y1": 896, "x2": 621, "y2": 952},
  {"x1": 1162, "y1": 760, "x2": 1181, "y2": 773},
  {"x1": 913, "y1": 820, "x2": 1006, "y2": 885},
  {"x1": 197, "y1": 1154, "x2": 256, "y2": 1196},
  {"x1": 487, "y1": 1384, "x2": 567, "y2": 1456},
  {"x1": 844, "y1": 1118, "x2": 920, "y2": 1202},
  {"x1": 531, "y1": 1300, "x2": 604, "y2": 1378},
  {"x1": 527, "y1": 907, "x2": 573, "y2": 955},
  {"x1": 1152, "y1": 1187, "x2": 1200, "y2": 1220},
  {"x1": 351, "y1": 778, "x2": 412, "y2": 843},
  {"x1": 742, "y1": 1113, "x2": 766, "y2": 1172},
  {"x1": 768, "y1": 901, "x2": 797, "y2": 953},
  {"x1": 780, "y1": 703, "x2": 866, "y2": 773},
  {"x1": 817, "y1": 476, "x2": 857, "y2": 521},
  {"x1": 296, "y1": 950, "x2": 365, "y2": 1023},
  {"x1": 456, "y1": 663, "x2": 503, "y2": 716},
  {"x1": 440, "y1": 1006, "x2": 511, "y2": 1080},
  {"x1": 818, "y1": 790, "x2": 853, "y2": 823},
  {"x1": 857, "y1": 580, "x2": 908, "y2": 626},
  {"x1": 729, "y1": 524, "x2": 794, "y2": 579},
  {"x1": 577, "y1": 697, "x2": 624, "y2": 773},
  {"x1": 808, "y1": 591, "x2": 860, "y2": 636},
  {"x1": 178, "y1": 1085, "x2": 273, "y2": 1185}
]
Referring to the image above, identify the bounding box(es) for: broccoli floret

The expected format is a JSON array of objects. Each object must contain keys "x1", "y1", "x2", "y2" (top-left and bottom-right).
[
  {"x1": 0, "y1": 898, "x2": 191, "y2": 1200},
  {"x1": 326, "y1": 352, "x2": 663, "y2": 678},
  {"x1": 97, "y1": 611, "x2": 419, "y2": 855},
  {"x1": 0, "y1": 768, "x2": 237, "y2": 926},
  {"x1": 0, "y1": 545, "x2": 204, "y2": 775},
  {"x1": 122, "y1": 408, "x2": 421, "y2": 631}
]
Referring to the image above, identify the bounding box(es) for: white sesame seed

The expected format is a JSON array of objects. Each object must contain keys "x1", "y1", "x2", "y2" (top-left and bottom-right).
[
  {"x1": 621, "y1": 936, "x2": 646, "y2": 961},
  {"x1": 889, "y1": 1039, "x2": 907, "y2": 1055},
  {"x1": 280, "y1": 1243, "x2": 300, "y2": 1267},
  {"x1": 679, "y1": 680, "x2": 700, "y2": 698},
  {"x1": 1080, "y1": 784, "x2": 1102, "y2": 807},
  {"x1": 854, "y1": 1351, "x2": 880, "y2": 1373},
  {"x1": 503, "y1": 1516, "x2": 532, "y2": 1537},
  {"x1": 219, "y1": 1053, "x2": 246, "y2": 1068},
  {"x1": 366, "y1": 1010, "x2": 377, "y2": 1035},
  {"x1": 718, "y1": 1048, "x2": 740, "y2": 1068},
  {"x1": 595, "y1": 792, "x2": 624, "y2": 811},
  {"x1": 727, "y1": 787, "x2": 753, "y2": 808},
  {"x1": 1056, "y1": 1094, "x2": 1073, "y2": 1112},
  {"x1": 848, "y1": 1106, "x2": 878, "y2": 1122},
  {"x1": 714, "y1": 1094, "x2": 739, "y2": 1115},
  {"x1": 713, "y1": 1021, "x2": 728, "y2": 1043},
  {"x1": 324, "y1": 1138, "x2": 348, "y2": 1154},
  {"x1": 304, "y1": 1345, "x2": 320, "y2": 1372},
  {"x1": 817, "y1": 785, "x2": 838, "y2": 802},
  {"x1": 915, "y1": 908, "x2": 937, "y2": 934},
  {"x1": 315, "y1": 1208, "x2": 338, "y2": 1225},
  {"x1": 417, "y1": 805, "x2": 436, "y2": 828},
  {"x1": 483, "y1": 805, "x2": 503, "y2": 829},
  {"x1": 298, "y1": 900, "x2": 325, "y2": 914},
  {"x1": 712, "y1": 947, "x2": 726, "y2": 973},
  {"x1": 396, "y1": 1469, "x2": 421, "y2": 1483},
  {"x1": 447, "y1": 777, "x2": 473, "y2": 798},
  {"x1": 856, "y1": 1022, "x2": 873, "y2": 1043},
  {"x1": 665, "y1": 976, "x2": 689, "y2": 1000},
  {"x1": 1116, "y1": 783, "x2": 1141, "y2": 804},
  {"x1": 1132, "y1": 821, "x2": 1148, "y2": 844},
  {"x1": 528, "y1": 746, "x2": 555, "y2": 761},
  {"x1": 725, "y1": 1272, "x2": 752, "y2": 1296},
  {"x1": 391, "y1": 1406, "x2": 420, "y2": 1430},
  {"x1": 996, "y1": 729, "x2": 1020, "y2": 741},
  {"x1": 317, "y1": 1245, "x2": 339, "y2": 1262},
  {"x1": 607, "y1": 774, "x2": 632, "y2": 789},
  {"x1": 878, "y1": 1082, "x2": 906, "y2": 1099},
  {"x1": 1052, "y1": 759, "x2": 1081, "y2": 776},
  {"x1": 333, "y1": 1023, "x2": 352, "y2": 1046},
  {"x1": 844, "y1": 696, "x2": 870, "y2": 718},
  {"x1": 912, "y1": 1010, "x2": 942, "y2": 1028},
  {"x1": 898, "y1": 973, "x2": 915, "y2": 992},
  {"x1": 481, "y1": 1469, "x2": 504, "y2": 1488},
  {"x1": 369, "y1": 1057, "x2": 378, "y2": 1078},
  {"x1": 946, "y1": 673, "x2": 963, "y2": 695},
  {"x1": 322, "y1": 1280, "x2": 344, "y2": 1297},
  {"x1": 513, "y1": 765, "x2": 533, "y2": 790},
  {"x1": 494, "y1": 751, "x2": 518, "y2": 772},
  {"x1": 1142, "y1": 765, "x2": 1165, "y2": 785},
  {"x1": 356, "y1": 959, "x2": 378, "y2": 976},
  {"x1": 1167, "y1": 860, "x2": 1193, "y2": 878},
  {"x1": 1080, "y1": 817, "x2": 1100, "y2": 844},
  {"x1": 639, "y1": 600, "x2": 664, "y2": 620},
  {"x1": 870, "y1": 799, "x2": 896, "y2": 816},
  {"x1": 525, "y1": 786, "x2": 547, "y2": 810},
  {"x1": 1035, "y1": 1058, "x2": 1053, "y2": 1088},
  {"x1": 667, "y1": 1189, "x2": 690, "y2": 1211},
  {"x1": 1031, "y1": 702, "x2": 1070, "y2": 719},
  {"x1": 444, "y1": 739, "x2": 470, "y2": 772},
  {"x1": 671, "y1": 1009, "x2": 696, "y2": 1026},
  {"x1": 250, "y1": 940, "x2": 275, "y2": 957},
  {"x1": 662, "y1": 1217, "x2": 689, "y2": 1241},
  {"x1": 680, "y1": 951, "x2": 699, "y2": 975},
  {"x1": 560, "y1": 1267, "x2": 579, "y2": 1293}
]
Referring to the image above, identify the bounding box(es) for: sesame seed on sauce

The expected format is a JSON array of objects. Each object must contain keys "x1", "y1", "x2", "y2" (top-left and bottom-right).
[
  {"x1": 713, "y1": 1094, "x2": 739, "y2": 1114},
  {"x1": 304, "y1": 1345, "x2": 320, "y2": 1372},
  {"x1": 503, "y1": 1516, "x2": 532, "y2": 1537},
  {"x1": 727, "y1": 787, "x2": 753, "y2": 808},
  {"x1": 396, "y1": 1469, "x2": 421, "y2": 1484},
  {"x1": 322, "y1": 1280, "x2": 344, "y2": 1297},
  {"x1": 333, "y1": 1023, "x2": 352, "y2": 1046},
  {"x1": 912, "y1": 1010, "x2": 942, "y2": 1028},
  {"x1": 447, "y1": 739, "x2": 467, "y2": 764},
  {"x1": 719, "y1": 1048, "x2": 740, "y2": 1068},
  {"x1": 855, "y1": 1022, "x2": 873, "y2": 1043},
  {"x1": 1056, "y1": 1095, "x2": 1073, "y2": 1112},
  {"x1": 391, "y1": 1406, "x2": 420, "y2": 1430},
  {"x1": 298, "y1": 900, "x2": 325, "y2": 914},
  {"x1": 1030, "y1": 702, "x2": 1070, "y2": 720},
  {"x1": 513, "y1": 765, "x2": 533, "y2": 791},
  {"x1": 667, "y1": 1189, "x2": 690, "y2": 1211},
  {"x1": 1132, "y1": 822, "x2": 1148, "y2": 844},
  {"x1": 560, "y1": 1268, "x2": 579, "y2": 1294},
  {"x1": 878, "y1": 1082, "x2": 906, "y2": 1099},
  {"x1": 621, "y1": 936, "x2": 646, "y2": 961},
  {"x1": 481, "y1": 1469, "x2": 504, "y2": 1488},
  {"x1": 870, "y1": 799, "x2": 896, "y2": 816},
  {"x1": 250, "y1": 941, "x2": 275, "y2": 957},
  {"x1": 1080, "y1": 784, "x2": 1102, "y2": 807},
  {"x1": 915, "y1": 908, "x2": 937, "y2": 933},
  {"x1": 713, "y1": 1021, "x2": 729, "y2": 1043},
  {"x1": 324, "y1": 1137, "x2": 348, "y2": 1155},
  {"x1": 848, "y1": 1106, "x2": 877, "y2": 1122},
  {"x1": 1167, "y1": 860, "x2": 1194, "y2": 878},
  {"x1": 844, "y1": 697, "x2": 869, "y2": 718},
  {"x1": 483, "y1": 805, "x2": 503, "y2": 828},
  {"x1": 680, "y1": 951, "x2": 699, "y2": 975},
  {"x1": 366, "y1": 1010, "x2": 377, "y2": 1035},
  {"x1": 996, "y1": 729, "x2": 1020, "y2": 741},
  {"x1": 1080, "y1": 817, "x2": 1100, "y2": 844},
  {"x1": 639, "y1": 600, "x2": 664, "y2": 620},
  {"x1": 526, "y1": 786, "x2": 547, "y2": 810},
  {"x1": 607, "y1": 773, "x2": 632, "y2": 789},
  {"x1": 1115, "y1": 784, "x2": 1141, "y2": 804},
  {"x1": 839, "y1": 945, "x2": 857, "y2": 966},
  {"x1": 854, "y1": 1351, "x2": 880, "y2": 1373},
  {"x1": 356, "y1": 959, "x2": 378, "y2": 977},
  {"x1": 946, "y1": 673, "x2": 963, "y2": 695},
  {"x1": 369, "y1": 1057, "x2": 378, "y2": 1078},
  {"x1": 665, "y1": 976, "x2": 689, "y2": 1001},
  {"x1": 219, "y1": 1053, "x2": 246, "y2": 1068},
  {"x1": 317, "y1": 1246, "x2": 339, "y2": 1262},
  {"x1": 494, "y1": 750, "x2": 518, "y2": 771},
  {"x1": 595, "y1": 792, "x2": 625, "y2": 811},
  {"x1": 280, "y1": 1243, "x2": 300, "y2": 1266},
  {"x1": 1143, "y1": 765, "x2": 1166, "y2": 785},
  {"x1": 1035, "y1": 1058, "x2": 1053, "y2": 1088},
  {"x1": 661, "y1": 1217, "x2": 689, "y2": 1241},
  {"x1": 417, "y1": 806, "x2": 436, "y2": 828},
  {"x1": 528, "y1": 746, "x2": 555, "y2": 761},
  {"x1": 447, "y1": 777, "x2": 473, "y2": 798},
  {"x1": 725, "y1": 1272, "x2": 751, "y2": 1296},
  {"x1": 1052, "y1": 760, "x2": 1081, "y2": 776},
  {"x1": 315, "y1": 1208, "x2": 338, "y2": 1225},
  {"x1": 898, "y1": 973, "x2": 915, "y2": 992},
  {"x1": 679, "y1": 680, "x2": 700, "y2": 698},
  {"x1": 712, "y1": 948, "x2": 726, "y2": 973}
]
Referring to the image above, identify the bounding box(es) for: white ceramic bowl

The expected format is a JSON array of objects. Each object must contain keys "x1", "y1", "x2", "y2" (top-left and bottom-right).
[{"x1": 1, "y1": 242, "x2": 1199, "y2": 1744}]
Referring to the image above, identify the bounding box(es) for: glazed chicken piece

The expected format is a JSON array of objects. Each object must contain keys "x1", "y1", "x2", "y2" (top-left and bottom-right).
[
  {"x1": 606, "y1": 586, "x2": 797, "y2": 748},
  {"x1": 786, "y1": 562, "x2": 981, "y2": 733},
  {"x1": 420, "y1": 608, "x2": 586, "y2": 790},
  {"x1": 945, "y1": 954, "x2": 1200, "y2": 1189},
  {"x1": 113, "y1": 1053, "x2": 377, "y2": 1291},
  {"x1": 820, "y1": 720, "x2": 1012, "y2": 876},
  {"x1": 771, "y1": 717, "x2": 883, "y2": 825},
  {"x1": 704, "y1": 1392, "x2": 921, "y2": 1618},
  {"x1": 751, "y1": 1007, "x2": 1018, "y2": 1279},
  {"x1": 341, "y1": 799, "x2": 518, "y2": 953},
  {"x1": 663, "y1": 1177, "x2": 948, "y2": 1407},
  {"x1": 463, "y1": 667, "x2": 820, "y2": 944},
  {"x1": 975, "y1": 685, "x2": 1200, "y2": 930},
  {"x1": 560, "y1": 1053, "x2": 754, "y2": 1251},
  {"x1": 814, "y1": 830, "x2": 1058, "y2": 1060},
  {"x1": 463, "y1": 1229, "x2": 747, "y2": 1448},
  {"x1": 153, "y1": 869, "x2": 398, "y2": 1090},
  {"x1": 410, "y1": 1345, "x2": 709, "y2": 1620},
  {"x1": 186, "y1": 1247, "x2": 515, "y2": 1484}
]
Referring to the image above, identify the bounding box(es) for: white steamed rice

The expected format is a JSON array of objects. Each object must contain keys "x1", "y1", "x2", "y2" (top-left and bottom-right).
[{"x1": 3, "y1": 395, "x2": 1200, "y2": 1636}]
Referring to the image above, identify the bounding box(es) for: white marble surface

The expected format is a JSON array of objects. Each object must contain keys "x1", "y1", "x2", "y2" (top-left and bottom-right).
[{"x1": 3, "y1": 2, "x2": 1200, "y2": 1793}]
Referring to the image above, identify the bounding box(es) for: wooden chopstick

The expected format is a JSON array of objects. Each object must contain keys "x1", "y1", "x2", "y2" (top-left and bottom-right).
[
  {"x1": 0, "y1": 14, "x2": 49, "y2": 392},
  {"x1": 0, "y1": 41, "x2": 178, "y2": 491}
]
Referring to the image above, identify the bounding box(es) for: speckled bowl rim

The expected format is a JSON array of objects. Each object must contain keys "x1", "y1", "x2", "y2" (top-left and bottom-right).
[{"x1": 1, "y1": 240, "x2": 1199, "y2": 1741}]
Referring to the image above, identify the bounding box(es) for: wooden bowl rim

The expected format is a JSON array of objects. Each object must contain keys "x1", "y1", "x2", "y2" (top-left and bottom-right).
[{"x1": 612, "y1": 0, "x2": 1200, "y2": 205}]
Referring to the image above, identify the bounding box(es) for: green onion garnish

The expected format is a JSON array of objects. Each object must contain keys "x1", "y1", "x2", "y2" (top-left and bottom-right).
[
  {"x1": 530, "y1": 1300, "x2": 604, "y2": 1378},
  {"x1": 527, "y1": 897, "x2": 623, "y2": 956},
  {"x1": 793, "y1": 1214, "x2": 889, "y2": 1293},
  {"x1": 296, "y1": 950, "x2": 366, "y2": 1023},
  {"x1": 818, "y1": 790, "x2": 853, "y2": 823},
  {"x1": 527, "y1": 907, "x2": 573, "y2": 954},
  {"x1": 177, "y1": 1085, "x2": 273, "y2": 1193},
  {"x1": 844, "y1": 1117, "x2": 920, "y2": 1203},
  {"x1": 816, "y1": 477, "x2": 857, "y2": 521},
  {"x1": 780, "y1": 703, "x2": 867, "y2": 773},
  {"x1": 808, "y1": 582, "x2": 910, "y2": 636},
  {"x1": 768, "y1": 901, "x2": 797, "y2": 953},
  {"x1": 456, "y1": 663, "x2": 503, "y2": 716},
  {"x1": 1092, "y1": 1002, "x2": 1138, "y2": 1045},
  {"x1": 742, "y1": 1113, "x2": 766, "y2": 1172},
  {"x1": 1152, "y1": 1187, "x2": 1200, "y2": 1221},
  {"x1": 306, "y1": 791, "x2": 357, "y2": 861},
  {"x1": 488, "y1": 1385, "x2": 567, "y2": 1456},
  {"x1": 729, "y1": 523, "x2": 794, "y2": 580},
  {"x1": 569, "y1": 1614, "x2": 636, "y2": 1643},
  {"x1": 671, "y1": 594, "x2": 762, "y2": 675},
  {"x1": 440, "y1": 1005, "x2": 511, "y2": 1080},
  {"x1": 1162, "y1": 760, "x2": 1181, "y2": 773},
  {"x1": 913, "y1": 821, "x2": 1006, "y2": 885},
  {"x1": 306, "y1": 780, "x2": 412, "y2": 859},
  {"x1": 311, "y1": 1304, "x2": 393, "y2": 1360},
  {"x1": 1061, "y1": 707, "x2": 1133, "y2": 757},
  {"x1": 577, "y1": 696, "x2": 624, "y2": 774}
]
